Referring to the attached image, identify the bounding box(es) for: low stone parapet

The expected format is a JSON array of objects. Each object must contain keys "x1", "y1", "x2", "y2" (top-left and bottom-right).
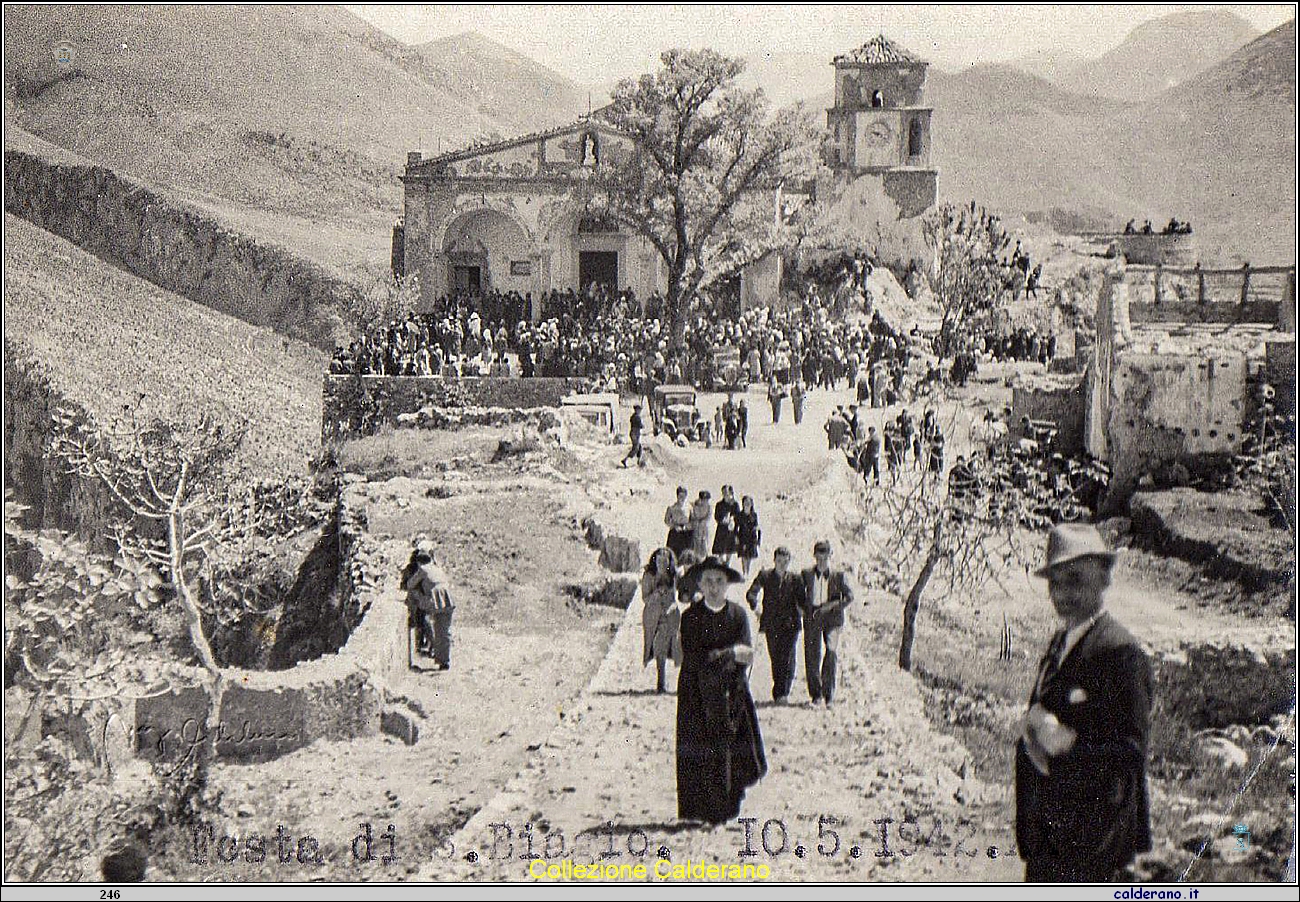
[
  {"x1": 322, "y1": 375, "x2": 591, "y2": 441},
  {"x1": 130, "y1": 485, "x2": 405, "y2": 762}
]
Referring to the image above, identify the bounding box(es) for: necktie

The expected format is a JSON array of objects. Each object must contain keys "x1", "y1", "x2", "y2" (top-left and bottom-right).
[{"x1": 1036, "y1": 629, "x2": 1067, "y2": 696}]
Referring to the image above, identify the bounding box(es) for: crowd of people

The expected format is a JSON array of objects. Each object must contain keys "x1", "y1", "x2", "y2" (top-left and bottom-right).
[
  {"x1": 969, "y1": 326, "x2": 1059, "y2": 365},
  {"x1": 819, "y1": 397, "x2": 1110, "y2": 530},
  {"x1": 401, "y1": 509, "x2": 1149, "y2": 883},
  {"x1": 329, "y1": 290, "x2": 524, "y2": 378},
  {"x1": 703, "y1": 396, "x2": 751, "y2": 450},
  {"x1": 329, "y1": 280, "x2": 923, "y2": 404},
  {"x1": 823, "y1": 403, "x2": 949, "y2": 489},
  {"x1": 376, "y1": 232, "x2": 1156, "y2": 882},
  {"x1": 919, "y1": 323, "x2": 1058, "y2": 390}
]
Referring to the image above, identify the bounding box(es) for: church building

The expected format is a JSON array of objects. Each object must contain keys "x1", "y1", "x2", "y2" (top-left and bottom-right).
[
  {"x1": 398, "y1": 115, "x2": 666, "y2": 317},
  {"x1": 397, "y1": 34, "x2": 938, "y2": 315}
]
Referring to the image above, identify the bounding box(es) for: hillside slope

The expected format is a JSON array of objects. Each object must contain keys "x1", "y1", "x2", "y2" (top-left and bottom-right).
[
  {"x1": 3, "y1": 213, "x2": 324, "y2": 477},
  {"x1": 413, "y1": 31, "x2": 588, "y2": 137},
  {"x1": 924, "y1": 66, "x2": 1139, "y2": 228},
  {"x1": 2, "y1": 6, "x2": 583, "y2": 278},
  {"x1": 1011, "y1": 47, "x2": 1089, "y2": 84},
  {"x1": 1105, "y1": 20, "x2": 1297, "y2": 263},
  {"x1": 740, "y1": 50, "x2": 837, "y2": 110},
  {"x1": 804, "y1": 31, "x2": 1295, "y2": 262}
]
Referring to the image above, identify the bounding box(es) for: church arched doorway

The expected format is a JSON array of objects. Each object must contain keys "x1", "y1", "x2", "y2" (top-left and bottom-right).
[{"x1": 440, "y1": 207, "x2": 537, "y2": 298}]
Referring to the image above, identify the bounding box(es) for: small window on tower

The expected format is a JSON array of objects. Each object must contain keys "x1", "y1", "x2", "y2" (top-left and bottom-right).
[
  {"x1": 908, "y1": 118, "x2": 923, "y2": 157},
  {"x1": 871, "y1": 90, "x2": 884, "y2": 108}
]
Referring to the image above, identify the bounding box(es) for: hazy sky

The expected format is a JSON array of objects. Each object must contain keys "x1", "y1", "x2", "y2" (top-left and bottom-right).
[{"x1": 346, "y1": 4, "x2": 1295, "y2": 83}]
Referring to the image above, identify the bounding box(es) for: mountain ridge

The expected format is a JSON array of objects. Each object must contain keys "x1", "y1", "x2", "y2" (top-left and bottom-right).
[
  {"x1": 3, "y1": 6, "x2": 1293, "y2": 273},
  {"x1": 1058, "y1": 8, "x2": 1261, "y2": 100},
  {"x1": 1, "y1": 5, "x2": 589, "y2": 277}
]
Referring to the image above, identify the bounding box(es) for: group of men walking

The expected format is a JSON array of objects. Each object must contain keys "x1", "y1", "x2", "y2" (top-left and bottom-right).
[
  {"x1": 617, "y1": 359, "x2": 1153, "y2": 884},
  {"x1": 860, "y1": 408, "x2": 948, "y2": 487},
  {"x1": 743, "y1": 539, "x2": 855, "y2": 706}
]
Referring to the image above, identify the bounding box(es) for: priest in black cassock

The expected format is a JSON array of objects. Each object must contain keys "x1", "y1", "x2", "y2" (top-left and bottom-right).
[{"x1": 676, "y1": 555, "x2": 767, "y2": 825}]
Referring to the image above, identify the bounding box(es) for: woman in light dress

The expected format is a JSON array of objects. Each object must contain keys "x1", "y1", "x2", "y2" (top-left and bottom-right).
[{"x1": 641, "y1": 547, "x2": 683, "y2": 693}]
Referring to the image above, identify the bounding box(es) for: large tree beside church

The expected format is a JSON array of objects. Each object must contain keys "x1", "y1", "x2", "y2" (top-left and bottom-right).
[{"x1": 593, "y1": 49, "x2": 819, "y2": 343}]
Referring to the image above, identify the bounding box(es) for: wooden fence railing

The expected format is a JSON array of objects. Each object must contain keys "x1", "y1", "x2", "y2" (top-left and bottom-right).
[{"x1": 1122, "y1": 263, "x2": 1296, "y2": 327}]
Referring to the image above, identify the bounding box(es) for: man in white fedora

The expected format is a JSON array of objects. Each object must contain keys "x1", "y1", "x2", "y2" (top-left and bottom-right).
[{"x1": 1015, "y1": 524, "x2": 1153, "y2": 883}]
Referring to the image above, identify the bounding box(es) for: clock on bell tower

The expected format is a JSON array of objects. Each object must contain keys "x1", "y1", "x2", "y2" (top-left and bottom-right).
[{"x1": 825, "y1": 34, "x2": 938, "y2": 217}]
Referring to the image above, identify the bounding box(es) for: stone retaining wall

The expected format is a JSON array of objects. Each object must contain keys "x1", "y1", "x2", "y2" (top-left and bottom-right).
[
  {"x1": 1154, "y1": 643, "x2": 1295, "y2": 729},
  {"x1": 322, "y1": 375, "x2": 591, "y2": 441},
  {"x1": 4, "y1": 340, "x2": 132, "y2": 546},
  {"x1": 1129, "y1": 489, "x2": 1293, "y2": 592},
  {"x1": 4, "y1": 149, "x2": 355, "y2": 350},
  {"x1": 1010, "y1": 374, "x2": 1087, "y2": 455},
  {"x1": 1116, "y1": 232, "x2": 1198, "y2": 266},
  {"x1": 131, "y1": 486, "x2": 402, "y2": 763}
]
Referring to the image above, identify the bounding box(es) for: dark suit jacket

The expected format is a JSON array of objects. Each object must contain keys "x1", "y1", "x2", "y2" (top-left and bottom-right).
[
  {"x1": 797, "y1": 567, "x2": 854, "y2": 629},
  {"x1": 744, "y1": 568, "x2": 803, "y2": 634},
  {"x1": 1015, "y1": 612, "x2": 1153, "y2": 873}
]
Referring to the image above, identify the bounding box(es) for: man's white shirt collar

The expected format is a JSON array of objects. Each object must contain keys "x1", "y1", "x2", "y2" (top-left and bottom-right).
[{"x1": 1059, "y1": 611, "x2": 1104, "y2": 665}]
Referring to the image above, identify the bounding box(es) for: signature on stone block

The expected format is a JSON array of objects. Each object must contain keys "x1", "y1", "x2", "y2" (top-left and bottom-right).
[{"x1": 134, "y1": 717, "x2": 305, "y2": 767}]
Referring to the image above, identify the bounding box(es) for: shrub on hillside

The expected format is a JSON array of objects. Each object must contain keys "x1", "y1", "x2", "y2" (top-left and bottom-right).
[{"x1": 4, "y1": 493, "x2": 185, "y2": 879}]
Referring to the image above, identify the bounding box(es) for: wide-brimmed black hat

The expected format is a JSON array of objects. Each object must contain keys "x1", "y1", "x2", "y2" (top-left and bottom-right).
[{"x1": 687, "y1": 555, "x2": 743, "y2": 584}]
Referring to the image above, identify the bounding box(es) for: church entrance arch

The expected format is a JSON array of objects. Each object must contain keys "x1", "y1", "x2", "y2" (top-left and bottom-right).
[
  {"x1": 576, "y1": 214, "x2": 622, "y2": 292},
  {"x1": 579, "y1": 251, "x2": 619, "y2": 290},
  {"x1": 440, "y1": 207, "x2": 537, "y2": 297},
  {"x1": 452, "y1": 264, "x2": 482, "y2": 295}
]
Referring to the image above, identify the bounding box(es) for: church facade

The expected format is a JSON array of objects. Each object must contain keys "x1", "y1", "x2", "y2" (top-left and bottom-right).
[
  {"x1": 399, "y1": 117, "x2": 666, "y2": 316},
  {"x1": 397, "y1": 34, "x2": 938, "y2": 315}
]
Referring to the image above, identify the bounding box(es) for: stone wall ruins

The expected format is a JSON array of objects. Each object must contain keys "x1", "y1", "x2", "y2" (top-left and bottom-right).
[
  {"x1": 1010, "y1": 374, "x2": 1087, "y2": 455},
  {"x1": 1106, "y1": 353, "x2": 1249, "y2": 499},
  {"x1": 1083, "y1": 267, "x2": 1295, "y2": 508},
  {"x1": 1115, "y1": 232, "x2": 1198, "y2": 266},
  {"x1": 131, "y1": 485, "x2": 401, "y2": 763}
]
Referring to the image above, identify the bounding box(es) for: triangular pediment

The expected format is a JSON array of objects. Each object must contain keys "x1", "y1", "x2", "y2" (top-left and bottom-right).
[{"x1": 409, "y1": 119, "x2": 635, "y2": 179}]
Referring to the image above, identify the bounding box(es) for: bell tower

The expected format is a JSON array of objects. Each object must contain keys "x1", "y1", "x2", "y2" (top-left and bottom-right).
[{"x1": 826, "y1": 35, "x2": 938, "y2": 217}]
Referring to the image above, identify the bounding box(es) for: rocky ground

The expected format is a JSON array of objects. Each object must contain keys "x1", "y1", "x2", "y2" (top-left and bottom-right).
[
  {"x1": 148, "y1": 378, "x2": 1293, "y2": 883},
  {"x1": 151, "y1": 424, "x2": 627, "y2": 881}
]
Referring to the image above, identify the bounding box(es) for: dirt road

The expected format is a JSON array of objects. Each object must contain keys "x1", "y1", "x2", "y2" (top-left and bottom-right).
[
  {"x1": 422, "y1": 386, "x2": 1026, "y2": 881},
  {"x1": 176, "y1": 381, "x2": 1283, "y2": 883}
]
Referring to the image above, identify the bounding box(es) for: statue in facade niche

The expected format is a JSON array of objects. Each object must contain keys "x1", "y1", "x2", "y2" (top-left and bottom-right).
[{"x1": 580, "y1": 132, "x2": 599, "y2": 167}]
